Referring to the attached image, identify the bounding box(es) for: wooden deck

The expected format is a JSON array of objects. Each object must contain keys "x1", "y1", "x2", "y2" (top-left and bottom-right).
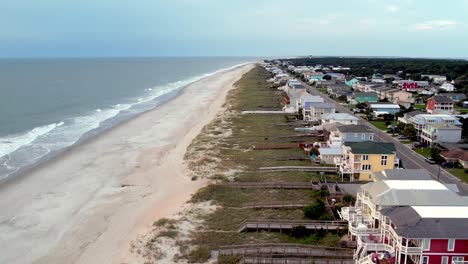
[
  {"x1": 224, "y1": 181, "x2": 320, "y2": 190},
  {"x1": 240, "y1": 257, "x2": 354, "y2": 264},
  {"x1": 237, "y1": 219, "x2": 348, "y2": 232},
  {"x1": 219, "y1": 243, "x2": 353, "y2": 258},
  {"x1": 241, "y1": 202, "x2": 309, "y2": 209},
  {"x1": 258, "y1": 166, "x2": 338, "y2": 173}
]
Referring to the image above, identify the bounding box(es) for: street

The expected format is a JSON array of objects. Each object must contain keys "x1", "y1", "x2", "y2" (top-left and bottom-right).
[{"x1": 302, "y1": 81, "x2": 468, "y2": 195}]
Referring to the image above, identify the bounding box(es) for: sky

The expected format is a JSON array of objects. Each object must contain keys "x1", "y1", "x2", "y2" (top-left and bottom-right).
[{"x1": 1, "y1": 0, "x2": 468, "y2": 58}]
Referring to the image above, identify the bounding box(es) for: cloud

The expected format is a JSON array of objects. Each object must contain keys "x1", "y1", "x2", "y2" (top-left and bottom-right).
[
  {"x1": 386, "y1": 4, "x2": 399, "y2": 12},
  {"x1": 412, "y1": 20, "x2": 457, "y2": 30}
]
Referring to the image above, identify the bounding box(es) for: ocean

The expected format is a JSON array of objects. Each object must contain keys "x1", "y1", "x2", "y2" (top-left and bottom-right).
[{"x1": 0, "y1": 57, "x2": 255, "y2": 181}]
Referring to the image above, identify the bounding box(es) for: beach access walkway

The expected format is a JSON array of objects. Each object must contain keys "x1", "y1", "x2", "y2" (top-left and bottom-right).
[
  {"x1": 258, "y1": 166, "x2": 338, "y2": 173},
  {"x1": 237, "y1": 219, "x2": 348, "y2": 233},
  {"x1": 218, "y1": 243, "x2": 353, "y2": 261},
  {"x1": 224, "y1": 181, "x2": 319, "y2": 189}
]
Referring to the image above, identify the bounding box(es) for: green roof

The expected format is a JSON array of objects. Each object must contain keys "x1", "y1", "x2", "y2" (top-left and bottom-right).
[{"x1": 346, "y1": 141, "x2": 396, "y2": 154}]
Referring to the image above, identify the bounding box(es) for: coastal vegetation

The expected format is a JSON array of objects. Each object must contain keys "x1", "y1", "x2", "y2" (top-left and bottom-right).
[{"x1": 136, "y1": 66, "x2": 345, "y2": 263}]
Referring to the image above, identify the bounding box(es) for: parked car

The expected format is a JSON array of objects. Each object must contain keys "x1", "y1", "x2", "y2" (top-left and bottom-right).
[
  {"x1": 425, "y1": 158, "x2": 436, "y2": 164},
  {"x1": 398, "y1": 135, "x2": 408, "y2": 139},
  {"x1": 441, "y1": 162, "x2": 455, "y2": 168}
]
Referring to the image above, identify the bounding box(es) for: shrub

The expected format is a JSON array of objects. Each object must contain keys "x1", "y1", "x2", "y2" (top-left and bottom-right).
[
  {"x1": 304, "y1": 199, "x2": 326, "y2": 219},
  {"x1": 343, "y1": 194, "x2": 356, "y2": 206},
  {"x1": 291, "y1": 225, "x2": 309, "y2": 238}
]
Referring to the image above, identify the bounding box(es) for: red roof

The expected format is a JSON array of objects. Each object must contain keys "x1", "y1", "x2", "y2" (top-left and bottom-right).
[{"x1": 441, "y1": 148, "x2": 468, "y2": 161}]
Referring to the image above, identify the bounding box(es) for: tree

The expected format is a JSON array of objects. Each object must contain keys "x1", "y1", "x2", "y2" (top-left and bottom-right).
[
  {"x1": 397, "y1": 122, "x2": 406, "y2": 133},
  {"x1": 310, "y1": 147, "x2": 320, "y2": 157},
  {"x1": 460, "y1": 117, "x2": 468, "y2": 138},
  {"x1": 431, "y1": 147, "x2": 444, "y2": 163},
  {"x1": 323, "y1": 75, "x2": 332, "y2": 80},
  {"x1": 403, "y1": 124, "x2": 416, "y2": 139},
  {"x1": 337, "y1": 95, "x2": 347, "y2": 103}
]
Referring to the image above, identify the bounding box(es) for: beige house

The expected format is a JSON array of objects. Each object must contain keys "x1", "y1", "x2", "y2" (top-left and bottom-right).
[{"x1": 391, "y1": 90, "x2": 414, "y2": 108}]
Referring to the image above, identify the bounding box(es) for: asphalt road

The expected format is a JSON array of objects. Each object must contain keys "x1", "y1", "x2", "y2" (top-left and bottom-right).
[{"x1": 302, "y1": 81, "x2": 468, "y2": 195}]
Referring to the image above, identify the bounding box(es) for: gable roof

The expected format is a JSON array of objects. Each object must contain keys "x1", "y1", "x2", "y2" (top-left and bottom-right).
[
  {"x1": 354, "y1": 92, "x2": 378, "y2": 98},
  {"x1": 337, "y1": 124, "x2": 373, "y2": 134},
  {"x1": 361, "y1": 180, "x2": 466, "y2": 207},
  {"x1": 441, "y1": 148, "x2": 468, "y2": 162},
  {"x1": 373, "y1": 169, "x2": 433, "y2": 181},
  {"x1": 380, "y1": 206, "x2": 468, "y2": 239},
  {"x1": 321, "y1": 113, "x2": 359, "y2": 121},
  {"x1": 431, "y1": 95, "x2": 453, "y2": 103},
  {"x1": 346, "y1": 141, "x2": 396, "y2": 154}
]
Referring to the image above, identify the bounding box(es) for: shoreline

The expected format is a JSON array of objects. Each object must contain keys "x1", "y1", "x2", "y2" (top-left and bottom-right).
[
  {"x1": 0, "y1": 61, "x2": 253, "y2": 186},
  {"x1": 0, "y1": 63, "x2": 254, "y2": 264}
]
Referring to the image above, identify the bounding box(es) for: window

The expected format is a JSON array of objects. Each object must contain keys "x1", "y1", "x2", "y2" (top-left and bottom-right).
[
  {"x1": 442, "y1": 256, "x2": 448, "y2": 264},
  {"x1": 423, "y1": 239, "x2": 431, "y2": 250},
  {"x1": 362, "y1": 164, "x2": 371, "y2": 171},
  {"x1": 453, "y1": 257, "x2": 465, "y2": 264},
  {"x1": 381, "y1": 155, "x2": 388, "y2": 166},
  {"x1": 362, "y1": 134, "x2": 366, "y2": 139},
  {"x1": 448, "y1": 239, "x2": 455, "y2": 251},
  {"x1": 363, "y1": 155, "x2": 369, "y2": 161},
  {"x1": 369, "y1": 135, "x2": 374, "y2": 140},
  {"x1": 422, "y1": 256, "x2": 429, "y2": 264}
]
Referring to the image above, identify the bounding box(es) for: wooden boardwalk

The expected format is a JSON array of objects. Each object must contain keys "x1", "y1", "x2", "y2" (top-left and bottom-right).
[
  {"x1": 224, "y1": 181, "x2": 320, "y2": 190},
  {"x1": 241, "y1": 202, "x2": 309, "y2": 209},
  {"x1": 240, "y1": 257, "x2": 354, "y2": 264},
  {"x1": 219, "y1": 243, "x2": 353, "y2": 258},
  {"x1": 258, "y1": 166, "x2": 338, "y2": 173},
  {"x1": 237, "y1": 219, "x2": 348, "y2": 232}
]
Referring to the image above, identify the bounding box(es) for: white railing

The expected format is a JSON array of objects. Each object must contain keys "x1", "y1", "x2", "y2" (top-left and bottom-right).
[
  {"x1": 349, "y1": 225, "x2": 380, "y2": 236},
  {"x1": 363, "y1": 243, "x2": 394, "y2": 253},
  {"x1": 399, "y1": 245, "x2": 423, "y2": 254}
]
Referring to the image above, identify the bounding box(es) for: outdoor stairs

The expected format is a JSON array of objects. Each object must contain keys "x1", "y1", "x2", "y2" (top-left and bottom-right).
[{"x1": 237, "y1": 219, "x2": 348, "y2": 233}]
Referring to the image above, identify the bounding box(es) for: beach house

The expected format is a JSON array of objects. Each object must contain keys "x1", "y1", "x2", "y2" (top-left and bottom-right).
[
  {"x1": 335, "y1": 141, "x2": 397, "y2": 181},
  {"x1": 427, "y1": 96, "x2": 454, "y2": 114},
  {"x1": 440, "y1": 82, "x2": 455, "y2": 92},
  {"x1": 339, "y1": 169, "x2": 468, "y2": 264},
  {"x1": 327, "y1": 125, "x2": 375, "y2": 147},
  {"x1": 420, "y1": 123, "x2": 462, "y2": 146},
  {"x1": 369, "y1": 103, "x2": 401, "y2": 116},
  {"x1": 303, "y1": 102, "x2": 335, "y2": 121},
  {"x1": 353, "y1": 92, "x2": 379, "y2": 104},
  {"x1": 321, "y1": 113, "x2": 359, "y2": 126}
]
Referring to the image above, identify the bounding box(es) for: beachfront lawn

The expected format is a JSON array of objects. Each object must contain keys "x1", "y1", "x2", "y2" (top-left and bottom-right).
[
  {"x1": 317, "y1": 88, "x2": 327, "y2": 93},
  {"x1": 413, "y1": 104, "x2": 426, "y2": 110},
  {"x1": 455, "y1": 106, "x2": 468, "y2": 114},
  {"x1": 414, "y1": 147, "x2": 432, "y2": 158},
  {"x1": 447, "y1": 168, "x2": 468, "y2": 183},
  {"x1": 369, "y1": 120, "x2": 388, "y2": 131},
  {"x1": 400, "y1": 139, "x2": 411, "y2": 144}
]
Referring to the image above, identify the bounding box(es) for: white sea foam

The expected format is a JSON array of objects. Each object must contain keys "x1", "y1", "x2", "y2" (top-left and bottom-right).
[
  {"x1": 0, "y1": 122, "x2": 62, "y2": 158},
  {"x1": 0, "y1": 62, "x2": 250, "y2": 179}
]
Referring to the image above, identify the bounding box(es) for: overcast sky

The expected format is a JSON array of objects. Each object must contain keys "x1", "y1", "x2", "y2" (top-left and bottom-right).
[{"x1": 1, "y1": 0, "x2": 467, "y2": 58}]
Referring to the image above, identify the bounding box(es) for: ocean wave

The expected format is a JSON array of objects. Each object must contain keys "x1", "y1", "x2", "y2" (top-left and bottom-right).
[
  {"x1": 0, "y1": 122, "x2": 63, "y2": 158},
  {"x1": 0, "y1": 62, "x2": 250, "y2": 179}
]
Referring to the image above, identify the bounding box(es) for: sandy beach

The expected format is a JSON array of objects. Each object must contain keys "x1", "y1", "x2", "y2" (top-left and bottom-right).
[{"x1": 0, "y1": 63, "x2": 253, "y2": 264}]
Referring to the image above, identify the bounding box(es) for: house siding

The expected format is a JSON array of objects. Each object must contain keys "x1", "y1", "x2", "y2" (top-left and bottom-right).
[
  {"x1": 342, "y1": 133, "x2": 374, "y2": 142},
  {"x1": 424, "y1": 239, "x2": 468, "y2": 264},
  {"x1": 352, "y1": 153, "x2": 395, "y2": 181}
]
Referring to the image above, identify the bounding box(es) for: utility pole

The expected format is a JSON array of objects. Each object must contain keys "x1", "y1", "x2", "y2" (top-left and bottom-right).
[{"x1": 437, "y1": 165, "x2": 441, "y2": 182}]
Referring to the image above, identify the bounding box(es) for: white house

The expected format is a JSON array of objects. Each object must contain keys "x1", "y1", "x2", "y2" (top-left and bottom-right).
[
  {"x1": 420, "y1": 123, "x2": 462, "y2": 146},
  {"x1": 321, "y1": 113, "x2": 359, "y2": 126},
  {"x1": 440, "y1": 82, "x2": 455, "y2": 92},
  {"x1": 303, "y1": 102, "x2": 335, "y2": 121}
]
